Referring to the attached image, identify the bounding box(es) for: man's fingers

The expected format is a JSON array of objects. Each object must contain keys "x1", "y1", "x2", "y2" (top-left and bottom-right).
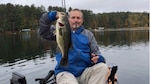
[
  {"x1": 91, "y1": 56, "x2": 99, "y2": 63},
  {"x1": 91, "y1": 53, "x2": 97, "y2": 57}
]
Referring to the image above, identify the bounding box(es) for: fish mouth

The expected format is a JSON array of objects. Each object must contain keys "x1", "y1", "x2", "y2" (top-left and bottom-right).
[{"x1": 59, "y1": 22, "x2": 65, "y2": 27}]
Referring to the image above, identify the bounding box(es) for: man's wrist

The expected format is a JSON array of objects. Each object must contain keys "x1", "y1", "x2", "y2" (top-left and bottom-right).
[{"x1": 48, "y1": 11, "x2": 57, "y2": 22}]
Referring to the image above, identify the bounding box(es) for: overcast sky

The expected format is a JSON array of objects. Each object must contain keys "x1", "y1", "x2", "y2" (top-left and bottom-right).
[{"x1": 0, "y1": 0, "x2": 149, "y2": 13}]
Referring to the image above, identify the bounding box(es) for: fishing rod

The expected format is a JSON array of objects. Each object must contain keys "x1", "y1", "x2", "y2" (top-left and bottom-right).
[{"x1": 61, "y1": 0, "x2": 66, "y2": 12}]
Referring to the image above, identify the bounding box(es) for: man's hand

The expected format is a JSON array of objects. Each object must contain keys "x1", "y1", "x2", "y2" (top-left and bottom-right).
[
  {"x1": 91, "y1": 53, "x2": 99, "y2": 64},
  {"x1": 48, "y1": 11, "x2": 58, "y2": 22}
]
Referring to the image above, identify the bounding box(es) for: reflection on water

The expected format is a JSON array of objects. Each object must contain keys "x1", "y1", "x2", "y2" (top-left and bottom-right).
[
  {"x1": 0, "y1": 32, "x2": 57, "y2": 64},
  {"x1": 0, "y1": 30, "x2": 149, "y2": 84},
  {"x1": 92, "y1": 30, "x2": 149, "y2": 47}
]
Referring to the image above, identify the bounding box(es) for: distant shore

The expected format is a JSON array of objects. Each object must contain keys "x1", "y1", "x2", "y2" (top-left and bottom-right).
[
  {"x1": 0, "y1": 30, "x2": 37, "y2": 35},
  {"x1": 0, "y1": 27, "x2": 149, "y2": 35},
  {"x1": 93, "y1": 27, "x2": 149, "y2": 31}
]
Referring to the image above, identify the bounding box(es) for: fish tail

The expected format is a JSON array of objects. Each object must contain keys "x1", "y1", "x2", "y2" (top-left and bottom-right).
[{"x1": 60, "y1": 57, "x2": 68, "y2": 66}]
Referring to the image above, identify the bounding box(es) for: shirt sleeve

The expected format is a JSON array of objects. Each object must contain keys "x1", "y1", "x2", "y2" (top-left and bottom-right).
[
  {"x1": 39, "y1": 13, "x2": 56, "y2": 41},
  {"x1": 89, "y1": 31, "x2": 106, "y2": 63},
  {"x1": 97, "y1": 54, "x2": 106, "y2": 63}
]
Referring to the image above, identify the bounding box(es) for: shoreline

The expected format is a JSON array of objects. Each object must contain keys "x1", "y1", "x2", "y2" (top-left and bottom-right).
[
  {"x1": 93, "y1": 27, "x2": 149, "y2": 32},
  {"x1": 0, "y1": 27, "x2": 149, "y2": 34}
]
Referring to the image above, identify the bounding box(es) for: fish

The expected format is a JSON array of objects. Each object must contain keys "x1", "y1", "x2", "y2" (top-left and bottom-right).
[{"x1": 55, "y1": 12, "x2": 71, "y2": 66}]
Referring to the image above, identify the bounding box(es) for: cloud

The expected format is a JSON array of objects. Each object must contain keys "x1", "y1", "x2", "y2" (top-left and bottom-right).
[
  {"x1": 0, "y1": 0, "x2": 149, "y2": 13},
  {"x1": 66, "y1": 0, "x2": 149, "y2": 13}
]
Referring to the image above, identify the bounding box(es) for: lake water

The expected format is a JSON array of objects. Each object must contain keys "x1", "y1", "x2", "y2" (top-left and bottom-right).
[{"x1": 0, "y1": 29, "x2": 149, "y2": 84}]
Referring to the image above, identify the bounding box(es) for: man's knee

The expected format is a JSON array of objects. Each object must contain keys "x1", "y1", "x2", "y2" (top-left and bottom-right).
[
  {"x1": 93, "y1": 63, "x2": 108, "y2": 71},
  {"x1": 56, "y1": 72, "x2": 78, "y2": 84}
]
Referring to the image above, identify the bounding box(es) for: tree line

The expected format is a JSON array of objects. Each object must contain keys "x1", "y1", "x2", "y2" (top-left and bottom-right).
[{"x1": 0, "y1": 3, "x2": 149, "y2": 32}]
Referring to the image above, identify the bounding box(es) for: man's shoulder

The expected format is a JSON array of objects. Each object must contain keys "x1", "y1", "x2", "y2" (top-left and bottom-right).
[
  {"x1": 84, "y1": 28, "x2": 90, "y2": 32},
  {"x1": 83, "y1": 28, "x2": 93, "y2": 35},
  {"x1": 81, "y1": 28, "x2": 94, "y2": 39}
]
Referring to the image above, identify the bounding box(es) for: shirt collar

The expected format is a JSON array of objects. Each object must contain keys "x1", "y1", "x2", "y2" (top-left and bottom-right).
[{"x1": 72, "y1": 26, "x2": 84, "y2": 34}]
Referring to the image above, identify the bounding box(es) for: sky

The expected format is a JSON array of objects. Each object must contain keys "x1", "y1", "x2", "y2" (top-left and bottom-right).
[{"x1": 0, "y1": 0, "x2": 149, "y2": 13}]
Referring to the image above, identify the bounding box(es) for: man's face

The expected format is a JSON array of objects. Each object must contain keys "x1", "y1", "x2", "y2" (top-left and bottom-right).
[{"x1": 68, "y1": 11, "x2": 83, "y2": 30}]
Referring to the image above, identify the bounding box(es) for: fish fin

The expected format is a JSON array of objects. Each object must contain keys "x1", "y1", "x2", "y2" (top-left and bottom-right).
[
  {"x1": 53, "y1": 30, "x2": 56, "y2": 35},
  {"x1": 60, "y1": 58, "x2": 68, "y2": 66},
  {"x1": 69, "y1": 44, "x2": 72, "y2": 49},
  {"x1": 59, "y1": 28, "x2": 63, "y2": 36},
  {"x1": 68, "y1": 41, "x2": 72, "y2": 49}
]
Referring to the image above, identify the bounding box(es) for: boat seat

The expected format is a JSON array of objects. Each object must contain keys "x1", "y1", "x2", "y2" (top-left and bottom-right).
[{"x1": 10, "y1": 72, "x2": 27, "y2": 84}]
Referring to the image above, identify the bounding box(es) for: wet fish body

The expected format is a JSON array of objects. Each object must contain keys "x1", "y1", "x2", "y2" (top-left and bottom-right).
[{"x1": 56, "y1": 12, "x2": 71, "y2": 66}]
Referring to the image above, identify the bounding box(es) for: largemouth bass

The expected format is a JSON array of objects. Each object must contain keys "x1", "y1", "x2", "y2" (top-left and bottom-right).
[{"x1": 56, "y1": 12, "x2": 71, "y2": 66}]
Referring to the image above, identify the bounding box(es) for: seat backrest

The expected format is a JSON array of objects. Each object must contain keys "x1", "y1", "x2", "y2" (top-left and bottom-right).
[{"x1": 10, "y1": 72, "x2": 27, "y2": 84}]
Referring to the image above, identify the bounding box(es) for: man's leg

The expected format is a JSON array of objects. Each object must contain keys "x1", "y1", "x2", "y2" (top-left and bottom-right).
[
  {"x1": 56, "y1": 71, "x2": 79, "y2": 84},
  {"x1": 78, "y1": 63, "x2": 109, "y2": 84}
]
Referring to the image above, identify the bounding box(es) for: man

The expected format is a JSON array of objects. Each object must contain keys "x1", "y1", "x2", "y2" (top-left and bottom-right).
[{"x1": 39, "y1": 9, "x2": 109, "y2": 84}]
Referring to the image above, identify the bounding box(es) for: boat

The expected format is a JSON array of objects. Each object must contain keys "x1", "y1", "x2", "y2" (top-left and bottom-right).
[{"x1": 10, "y1": 65, "x2": 118, "y2": 84}]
